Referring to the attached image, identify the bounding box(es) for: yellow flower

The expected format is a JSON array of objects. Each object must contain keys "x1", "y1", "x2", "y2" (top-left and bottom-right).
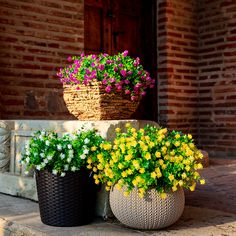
[
  {"x1": 178, "y1": 180, "x2": 184, "y2": 186},
  {"x1": 125, "y1": 154, "x2": 132, "y2": 161},
  {"x1": 93, "y1": 167, "x2": 97, "y2": 172},
  {"x1": 87, "y1": 164, "x2": 92, "y2": 169},
  {"x1": 141, "y1": 145, "x2": 148, "y2": 152},
  {"x1": 95, "y1": 179, "x2": 100, "y2": 185},
  {"x1": 161, "y1": 146, "x2": 167, "y2": 154},
  {"x1": 123, "y1": 191, "x2": 129, "y2": 197},
  {"x1": 138, "y1": 192, "x2": 144, "y2": 198},
  {"x1": 139, "y1": 168, "x2": 145, "y2": 174},
  {"x1": 97, "y1": 153, "x2": 103, "y2": 160},
  {"x1": 132, "y1": 160, "x2": 140, "y2": 170},
  {"x1": 174, "y1": 141, "x2": 180, "y2": 147},
  {"x1": 200, "y1": 179, "x2": 206, "y2": 185},
  {"x1": 97, "y1": 164, "x2": 103, "y2": 170},
  {"x1": 158, "y1": 159, "x2": 164, "y2": 165},
  {"x1": 161, "y1": 164, "x2": 167, "y2": 169},
  {"x1": 127, "y1": 169, "x2": 133, "y2": 175},
  {"x1": 145, "y1": 136, "x2": 150, "y2": 141},
  {"x1": 115, "y1": 127, "x2": 121, "y2": 133},
  {"x1": 170, "y1": 150, "x2": 175, "y2": 156},
  {"x1": 121, "y1": 171, "x2": 127, "y2": 178},
  {"x1": 91, "y1": 146, "x2": 97, "y2": 151},
  {"x1": 132, "y1": 179, "x2": 138, "y2": 186},
  {"x1": 165, "y1": 141, "x2": 170, "y2": 147},
  {"x1": 189, "y1": 143, "x2": 195, "y2": 149},
  {"x1": 116, "y1": 184, "x2": 122, "y2": 190},
  {"x1": 172, "y1": 185, "x2": 178, "y2": 192},
  {"x1": 131, "y1": 128, "x2": 136, "y2": 133},
  {"x1": 175, "y1": 134, "x2": 180, "y2": 139},
  {"x1": 125, "y1": 123, "x2": 131, "y2": 128},
  {"x1": 105, "y1": 186, "x2": 110, "y2": 191},
  {"x1": 104, "y1": 143, "x2": 112, "y2": 150},
  {"x1": 151, "y1": 172, "x2": 157, "y2": 178},
  {"x1": 139, "y1": 128, "x2": 144, "y2": 134},
  {"x1": 131, "y1": 141, "x2": 137, "y2": 147},
  {"x1": 155, "y1": 151, "x2": 161, "y2": 158},
  {"x1": 93, "y1": 174, "x2": 98, "y2": 179},
  {"x1": 194, "y1": 171, "x2": 200, "y2": 178},
  {"x1": 185, "y1": 165, "x2": 191, "y2": 172},
  {"x1": 149, "y1": 141, "x2": 155, "y2": 148},
  {"x1": 107, "y1": 181, "x2": 113, "y2": 186},
  {"x1": 182, "y1": 173, "x2": 187, "y2": 179},
  {"x1": 118, "y1": 163, "x2": 124, "y2": 169},
  {"x1": 198, "y1": 163, "x2": 203, "y2": 169},
  {"x1": 168, "y1": 174, "x2": 175, "y2": 181},
  {"x1": 145, "y1": 152, "x2": 151, "y2": 160},
  {"x1": 188, "y1": 134, "x2": 192, "y2": 139},
  {"x1": 160, "y1": 192, "x2": 167, "y2": 199},
  {"x1": 87, "y1": 158, "x2": 92, "y2": 164},
  {"x1": 190, "y1": 182, "x2": 196, "y2": 191}
]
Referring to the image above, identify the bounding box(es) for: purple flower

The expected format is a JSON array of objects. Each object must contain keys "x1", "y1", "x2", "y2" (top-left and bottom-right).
[
  {"x1": 114, "y1": 67, "x2": 118, "y2": 72},
  {"x1": 146, "y1": 76, "x2": 151, "y2": 82},
  {"x1": 106, "y1": 60, "x2": 111, "y2": 64},
  {"x1": 125, "y1": 90, "x2": 131, "y2": 95},
  {"x1": 91, "y1": 62, "x2": 95, "y2": 67},
  {"x1": 92, "y1": 54, "x2": 97, "y2": 59},
  {"x1": 131, "y1": 96, "x2": 137, "y2": 101},
  {"x1": 123, "y1": 50, "x2": 128, "y2": 57},
  {"x1": 118, "y1": 63, "x2": 123, "y2": 68},
  {"x1": 115, "y1": 83, "x2": 122, "y2": 91},
  {"x1": 105, "y1": 86, "x2": 112, "y2": 93},
  {"x1": 141, "y1": 91, "x2": 146, "y2": 96},
  {"x1": 102, "y1": 79, "x2": 107, "y2": 85},
  {"x1": 76, "y1": 87, "x2": 81, "y2": 90},
  {"x1": 67, "y1": 56, "x2": 72, "y2": 62},
  {"x1": 98, "y1": 64, "x2": 105, "y2": 71},
  {"x1": 109, "y1": 78, "x2": 116, "y2": 83},
  {"x1": 127, "y1": 71, "x2": 132, "y2": 75},
  {"x1": 124, "y1": 80, "x2": 130, "y2": 84},
  {"x1": 120, "y1": 70, "x2": 126, "y2": 77}
]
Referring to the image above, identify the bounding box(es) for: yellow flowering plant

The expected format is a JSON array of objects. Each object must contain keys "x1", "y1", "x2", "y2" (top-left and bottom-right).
[{"x1": 92, "y1": 123, "x2": 205, "y2": 199}]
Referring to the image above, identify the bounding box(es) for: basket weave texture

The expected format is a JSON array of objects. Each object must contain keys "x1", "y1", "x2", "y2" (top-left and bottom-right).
[
  {"x1": 109, "y1": 186, "x2": 185, "y2": 230},
  {"x1": 63, "y1": 83, "x2": 139, "y2": 120},
  {"x1": 36, "y1": 169, "x2": 96, "y2": 227}
]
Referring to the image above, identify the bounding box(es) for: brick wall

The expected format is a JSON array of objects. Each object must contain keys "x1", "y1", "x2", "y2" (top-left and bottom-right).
[
  {"x1": 198, "y1": 0, "x2": 236, "y2": 157},
  {"x1": 157, "y1": 0, "x2": 198, "y2": 137},
  {"x1": 0, "y1": 0, "x2": 84, "y2": 119}
]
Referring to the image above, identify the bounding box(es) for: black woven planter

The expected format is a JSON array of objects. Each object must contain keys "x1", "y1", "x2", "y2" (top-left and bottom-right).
[{"x1": 35, "y1": 169, "x2": 96, "y2": 227}]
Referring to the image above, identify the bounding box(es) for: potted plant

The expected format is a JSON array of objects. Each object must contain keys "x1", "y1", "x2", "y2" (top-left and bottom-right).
[
  {"x1": 93, "y1": 123, "x2": 205, "y2": 229},
  {"x1": 20, "y1": 128, "x2": 106, "y2": 227},
  {"x1": 57, "y1": 51, "x2": 155, "y2": 120}
]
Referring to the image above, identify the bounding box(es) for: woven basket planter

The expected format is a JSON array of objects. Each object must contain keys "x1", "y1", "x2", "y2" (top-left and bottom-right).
[
  {"x1": 36, "y1": 169, "x2": 96, "y2": 227},
  {"x1": 63, "y1": 83, "x2": 139, "y2": 120},
  {"x1": 109, "y1": 186, "x2": 185, "y2": 230}
]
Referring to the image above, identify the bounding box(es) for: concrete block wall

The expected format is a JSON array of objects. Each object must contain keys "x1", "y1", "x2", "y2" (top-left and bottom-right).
[
  {"x1": 0, "y1": 0, "x2": 84, "y2": 119},
  {"x1": 198, "y1": 0, "x2": 236, "y2": 157}
]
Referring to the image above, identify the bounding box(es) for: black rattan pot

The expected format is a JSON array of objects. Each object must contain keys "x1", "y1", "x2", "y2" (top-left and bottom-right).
[{"x1": 35, "y1": 169, "x2": 96, "y2": 227}]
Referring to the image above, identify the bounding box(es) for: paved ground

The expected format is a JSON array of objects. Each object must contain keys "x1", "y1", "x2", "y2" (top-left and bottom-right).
[{"x1": 1, "y1": 158, "x2": 236, "y2": 236}]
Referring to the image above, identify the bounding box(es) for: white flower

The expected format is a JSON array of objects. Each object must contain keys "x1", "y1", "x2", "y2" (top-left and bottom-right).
[
  {"x1": 25, "y1": 141, "x2": 30, "y2": 149},
  {"x1": 52, "y1": 169, "x2": 58, "y2": 175},
  {"x1": 71, "y1": 166, "x2": 76, "y2": 172},
  {"x1": 57, "y1": 144, "x2": 62, "y2": 151},
  {"x1": 41, "y1": 162, "x2": 46, "y2": 168},
  {"x1": 40, "y1": 153, "x2": 45, "y2": 158},
  {"x1": 67, "y1": 144, "x2": 72, "y2": 149},
  {"x1": 24, "y1": 171, "x2": 29, "y2": 175},
  {"x1": 60, "y1": 172, "x2": 66, "y2": 177},
  {"x1": 25, "y1": 150, "x2": 30, "y2": 156},
  {"x1": 77, "y1": 130, "x2": 81, "y2": 135},
  {"x1": 44, "y1": 159, "x2": 48, "y2": 164},
  {"x1": 41, "y1": 130, "x2": 46, "y2": 136},
  {"x1": 25, "y1": 157, "x2": 30, "y2": 163},
  {"x1": 83, "y1": 149, "x2": 89, "y2": 155},
  {"x1": 45, "y1": 140, "x2": 50, "y2": 146},
  {"x1": 39, "y1": 135, "x2": 43, "y2": 140},
  {"x1": 47, "y1": 155, "x2": 53, "y2": 161},
  {"x1": 84, "y1": 138, "x2": 90, "y2": 144},
  {"x1": 68, "y1": 150, "x2": 74, "y2": 158},
  {"x1": 64, "y1": 164, "x2": 69, "y2": 171},
  {"x1": 80, "y1": 154, "x2": 86, "y2": 159},
  {"x1": 36, "y1": 165, "x2": 41, "y2": 170},
  {"x1": 60, "y1": 153, "x2": 65, "y2": 159},
  {"x1": 67, "y1": 157, "x2": 72, "y2": 163}
]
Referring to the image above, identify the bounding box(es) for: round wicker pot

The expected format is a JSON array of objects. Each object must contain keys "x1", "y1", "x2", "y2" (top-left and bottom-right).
[
  {"x1": 109, "y1": 186, "x2": 185, "y2": 230},
  {"x1": 35, "y1": 169, "x2": 96, "y2": 227}
]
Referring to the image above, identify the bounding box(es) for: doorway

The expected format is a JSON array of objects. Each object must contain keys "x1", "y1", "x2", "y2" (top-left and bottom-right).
[{"x1": 84, "y1": 0, "x2": 157, "y2": 120}]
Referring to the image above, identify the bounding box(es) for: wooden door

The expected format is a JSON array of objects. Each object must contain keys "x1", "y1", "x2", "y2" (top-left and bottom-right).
[{"x1": 84, "y1": 0, "x2": 157, "y2": 120}]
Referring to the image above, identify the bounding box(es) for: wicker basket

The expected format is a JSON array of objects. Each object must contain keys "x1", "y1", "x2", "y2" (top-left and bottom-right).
[
  {"x1": 36, "y1": 169, "x2": 96, "y2": 227},
  {"x1": 63, "y1": 83, "x2": 139, "y2": 120},
  {"x1": 109, "y1": 186, "x2": 185, "y2": 230}
]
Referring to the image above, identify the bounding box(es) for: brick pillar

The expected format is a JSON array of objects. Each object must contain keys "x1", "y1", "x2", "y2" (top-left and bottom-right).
[
  {"x1": 157, "y1": 0, "x2": 198, "y2": 137},
  {"x1": 198, "y1": 0, "x2": 236, "y2": 157}
]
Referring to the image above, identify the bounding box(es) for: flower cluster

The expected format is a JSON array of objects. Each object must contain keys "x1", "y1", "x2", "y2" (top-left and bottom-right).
[
  {"x1": 57, "y1": 51, "x2": 155, "y2": 101},
  {"x1": 21, "y1": 128, "x2": 106, "y2": 176},
  {"x1": 93, "y1": 123, "x2": 205, "y2": 199}
]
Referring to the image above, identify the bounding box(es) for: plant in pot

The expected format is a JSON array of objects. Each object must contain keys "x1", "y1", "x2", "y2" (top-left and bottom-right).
[
  {"x1": 93, "y1": 123, "x2": 205, "y2": 230},
  {"x1": 20, "y1": 128, "x2": 106, "y2": 227},
  {"x1": 57, "y1": 51, "x2": 155, "y2": 120}
]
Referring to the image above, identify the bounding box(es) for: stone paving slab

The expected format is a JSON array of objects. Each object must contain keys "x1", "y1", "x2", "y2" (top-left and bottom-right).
[{"x1": 1, "y1": 158, "x2": 236, "y2": 236}]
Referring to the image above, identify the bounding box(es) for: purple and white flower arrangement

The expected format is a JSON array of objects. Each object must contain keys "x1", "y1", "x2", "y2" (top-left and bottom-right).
[{"x1": 57, "y1": 50, "x2": 155, "y2": 101}]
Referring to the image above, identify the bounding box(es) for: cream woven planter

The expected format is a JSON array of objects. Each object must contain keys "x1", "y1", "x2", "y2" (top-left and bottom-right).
[{"x1": 109, "y1": 186, "x2": 185, "y2": 230}]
